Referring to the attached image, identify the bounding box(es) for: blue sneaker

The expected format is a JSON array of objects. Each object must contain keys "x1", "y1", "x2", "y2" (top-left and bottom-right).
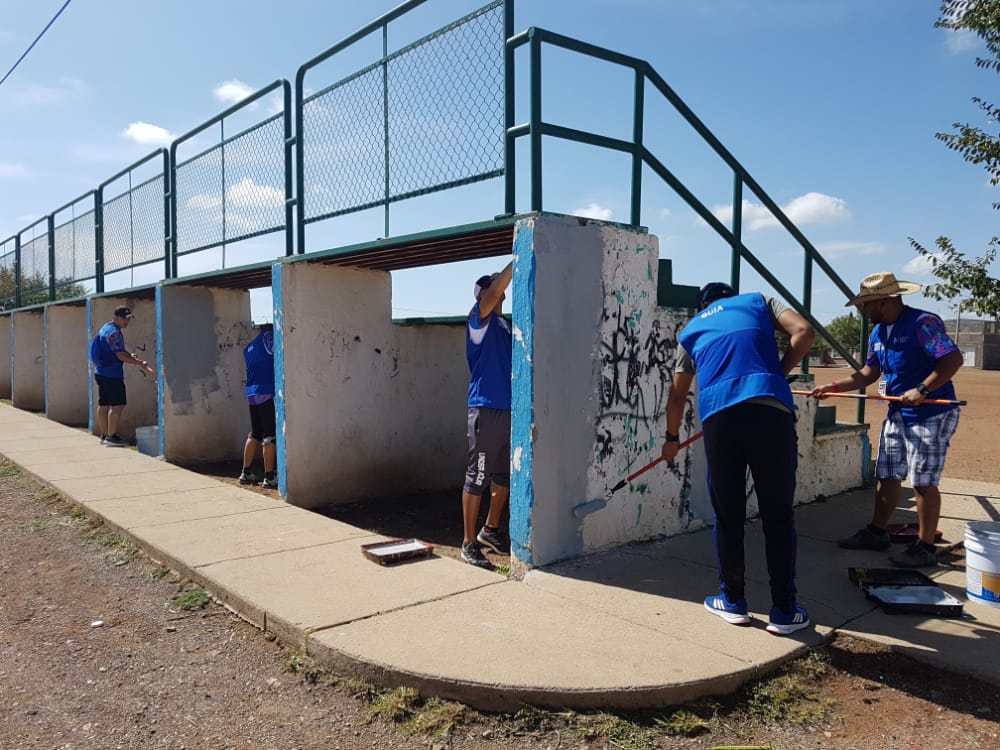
[
  {"x1": 766, "y1": 604, "x2": 811, "y2": 636},
  {"x1": 704, "y1": 593, "x2": 751, "y2": 625}
]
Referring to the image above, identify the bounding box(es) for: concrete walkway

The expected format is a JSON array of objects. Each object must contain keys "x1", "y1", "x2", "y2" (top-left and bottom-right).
[{"x1": 2, "y1": 403, "x2": 998, "y2": 711}]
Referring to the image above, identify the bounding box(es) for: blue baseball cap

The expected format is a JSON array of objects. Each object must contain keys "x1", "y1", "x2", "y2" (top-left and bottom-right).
[{"x1": 697, "y1": 282, "x2": 736, "y2": 308}]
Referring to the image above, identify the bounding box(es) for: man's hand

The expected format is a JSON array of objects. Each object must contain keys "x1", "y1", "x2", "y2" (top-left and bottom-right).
[
  {"x1": 810, "y1": 383, "x2": 838, "y2": 399},
  {"x1": 661, "y1": 440, "x2": 680, "y2": 463},
  {"x1": 900, "y1": 387, "x2": 926, "y2": 406}
]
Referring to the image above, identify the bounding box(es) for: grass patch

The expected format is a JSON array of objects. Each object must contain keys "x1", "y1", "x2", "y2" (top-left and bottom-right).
[
  {"x1": 26, "y1": 515, "x2": 76, "y2": 530},
  {"x1": 653, "y1": 709, "x2": 711, "y2": 737},
  {"x1": 340, "y1": 675, "x2": 379, "y2": 701},
  {"x1": 31, "y1": 487, "x2": 61, "y2": 501},
  {"x1": 744, "y1": 649, "x2": 833, "y2": 725},
  {"x1": 147, "y1": 567, "x2": 169, "y2": 580},
  {"x1": 365, "y1": 686, "x2": 420, "y2": 724},
  {"x1": 403, "y1": 697, "x2": 466, "y2": 736},
  {"x1": 0, "y1": 460, "x2": 21, "y2": 477},
  {"x1": 495, "y1": 562, "x2": 512, "y2": 576},
  {"x1": 171, "y1": 585, "x2": 210, "y2": 611},
  {"x1": 572, "y1": 712, "x2": 656, "y2": 750},
  {"x1": 283, "y1": 649, "x2": 326, "y2": 684}
]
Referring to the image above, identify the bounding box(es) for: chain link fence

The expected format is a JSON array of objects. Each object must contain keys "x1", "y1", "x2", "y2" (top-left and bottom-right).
[
  {"x1": 0, "y1": 237, "x2": 16, "y2": 310},
  {"x1": 53, "y1": 198, "x2": 97, "y2": 297},
  {"x1": 302, "y1": 0, "x2": 504, "y2": 224},
  {"x1": 102, "y1": 175, "x2": 166, "y2": 274},
  {"x1": 175, "y1": 112, "x2": 288, "y2": 258},
  {"x1": 17, "y1": 225, "x2": 49, "y2": 306}
]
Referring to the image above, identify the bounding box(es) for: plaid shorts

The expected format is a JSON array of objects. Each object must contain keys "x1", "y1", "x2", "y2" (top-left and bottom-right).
[{"x1": 876, "y1": 408, "x2": 960, "y2": 487}]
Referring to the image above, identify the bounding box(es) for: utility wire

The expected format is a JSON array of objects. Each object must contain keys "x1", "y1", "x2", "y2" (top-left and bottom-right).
[{"x1": 0, "y1": 0, "x2": 74, "y2": 90}]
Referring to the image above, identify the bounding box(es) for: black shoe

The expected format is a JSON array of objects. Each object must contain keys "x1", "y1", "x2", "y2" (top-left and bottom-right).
[
  {"x1": 461, "y1": 543, "x2": 494, "y2": 570},
  {"x1": 889, "y1": 542, "x2": 938, "y2": 568},
  {"x1": 104, "y1": 434, "x2": 129, "y2": 448},
  {"x1": 476, "y1": 526, "x2": 508, "y2": 555},
  {"x1": 837, "y1": 527, "x2": 890, "y2": 551},
  {"x1": 238, "y1": 471, "x2": 260, "y2": 485}
]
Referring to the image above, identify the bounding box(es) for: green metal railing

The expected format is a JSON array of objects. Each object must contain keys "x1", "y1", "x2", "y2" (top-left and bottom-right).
[
  {"x1": 0, "y1": 235, "x2": 18, "y2": 310},
  {"x1": 294, "y1": 0, "x2": 509, "y2": 249},
  {"x1": 51, "y1": 191, "x2": 97, "y2": 298},
  {"x1": 505, "y1": 27, "x2": 868, "y2": 419},
  {"x1": 169, "y1": 79, "x2": 293, "y2": 274}
]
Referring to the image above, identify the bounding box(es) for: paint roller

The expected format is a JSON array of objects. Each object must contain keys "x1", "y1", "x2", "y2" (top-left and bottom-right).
[{"x1": 572, "y1": 432, "x2": 703, "y2": 519}]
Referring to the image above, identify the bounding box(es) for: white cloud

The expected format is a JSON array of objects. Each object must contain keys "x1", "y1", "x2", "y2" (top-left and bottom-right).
[
  {"x1": 713, "y1": 192, "x2": 850, "y2": 231},
  {"x1": 227, "y1": 177, "x2": 284, "y2": 208},
  {"x1": 0, "y1": 162, "x2": 30, "y2": 180},
  {"x1": 658, "y1": 207, "x2": 671, "y2": 218},
  {"x1": 186, "y1": 194, "x2": 222, "y2": 210},
  {"x1": 944, "y1": 28, "x2": 980, "y2": 54},
  {"x1": 121, "y1": 121, "x2": 175, "y2": 147},
  {"x1": 814, "y1": 241, "x2": 885, "y2": 259},
  {"x1": 214, "y1": 80, "x2": 255, "y2": 105},
  {"x1": 3, "y1": 77, "x2": 85, "y2": 107},
  {"x1": 903, "y1": 253, "x2": 943, "y2": 276},
  {"x1": 572, "y1": 202, "x2": 613, "y2": 221}
]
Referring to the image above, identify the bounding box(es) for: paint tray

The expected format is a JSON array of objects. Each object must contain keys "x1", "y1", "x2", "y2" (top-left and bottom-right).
[
  {"x1": 848, "y1": 567, "x2": 964, "y2": 617},
  {"x1": 361, "y1": 538, "x2": 434, "y2": 565},
  {"x1": 885, "y1": 523, "x2": 943, "y2": 544}
]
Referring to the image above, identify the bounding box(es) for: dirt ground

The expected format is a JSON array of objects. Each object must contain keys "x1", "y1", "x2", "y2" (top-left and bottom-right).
[{"x1": 2, "y1": 367, "x2": 998, "y2": 749}]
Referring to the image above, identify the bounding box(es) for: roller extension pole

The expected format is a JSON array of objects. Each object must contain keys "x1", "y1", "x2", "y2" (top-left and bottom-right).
[
  {"x1": 792, "y1": 389, "x2": 966, "y2": 407},
  {"x1": 572, "y1": 432, "x2": 704, "y2": 519}
]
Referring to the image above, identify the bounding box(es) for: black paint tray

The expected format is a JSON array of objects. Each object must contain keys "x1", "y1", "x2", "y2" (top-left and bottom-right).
[
  {"x1": 361, "y1": 538, "x2": 435, "y2": 565},
  {"x1": 848, "y1": 567, "x2": 964, "y2": 617}
]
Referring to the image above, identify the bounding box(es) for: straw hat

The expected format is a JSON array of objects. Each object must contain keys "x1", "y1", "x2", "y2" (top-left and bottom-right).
[{"x1": 845, "y1": 272, "x2": 921, "y2": 306}]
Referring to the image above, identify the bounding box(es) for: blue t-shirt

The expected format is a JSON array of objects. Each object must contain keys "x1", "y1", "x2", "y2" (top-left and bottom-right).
[
  {"x1": 466, "y1": 303, "x2": 512, "y2": 409},
  {"x1": 94, "y1": 321, "x2": 125, "y2": 379},
  {"x1": 244, "y1": 330, "x2": 275, "y2": 404},
  {"x1": 678, "y1": 292, "x2": 794, "y2": 422},
  {"x1": 865, "y1": 306, "x2": 959, "y2": 423}
]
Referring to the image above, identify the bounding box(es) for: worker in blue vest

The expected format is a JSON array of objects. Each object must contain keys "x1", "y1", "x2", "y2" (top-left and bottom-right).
[
  {"x1": 812, "y1": 272, "x2": 962, "y2": 568},
  {"x1": 240, "y1": 323, "x2": 277, "y2": 489},
  {"x1": 662, "y1": 282, "x2": 816, "y2": 635},
  {"x1": 90, "y1": 306, "x2": 154, "y2": 447},
  {"x1": 459, "y1": 261, "x2": 513, "y2": 570}
]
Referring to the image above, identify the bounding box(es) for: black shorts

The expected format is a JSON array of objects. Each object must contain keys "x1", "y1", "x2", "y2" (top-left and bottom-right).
[
  {"x1": 94, "y1": 374, "x2": 126, "y2": 407},
  {"x1": 463, "y1": 407, "x2": 511, "y2": 494},
  {"x1": 248, "y1": 398, "x2": 276, "y2": 442}
]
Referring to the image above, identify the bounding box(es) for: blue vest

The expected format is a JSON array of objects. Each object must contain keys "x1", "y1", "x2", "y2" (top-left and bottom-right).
[
  {"x1": 870, "y1": 306, "x2": 957, "y2": 423},
  {"x1": 244, "y1": 331, "x2": 275, "y2": 399},
  {"x1": 466, "y1": 304, "x2": 512, "y2": 409},
  {"x1": 94, "y1": 321, "x2": 125, "y2": 379},
  {"x1": 678, "y1": 293, "x2": 794, "y2": 422}
]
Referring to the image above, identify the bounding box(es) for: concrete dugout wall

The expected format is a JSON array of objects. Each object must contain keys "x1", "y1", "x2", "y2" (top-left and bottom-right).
[
  {"x1": 157, "y1": 285, "x2": 253, "y2": 464},
  {"x1": 510, "y1": 215, "x2": 710, "y2": 569},
  {"x1": 45, "y1": 303, "x2": 89, "y2": 425},
  {"x1": 87, "y1": 296, "x2": 157, "y2": 440},
  {"x1": 274, "y1": 261, "x2": 467, "y2": 509},
  {"x1": 0, "y1": 314, "x2": 10, "y2": 398},
  {"x1": 11, "y1": 309, "x2": 45, "y2": 411}
]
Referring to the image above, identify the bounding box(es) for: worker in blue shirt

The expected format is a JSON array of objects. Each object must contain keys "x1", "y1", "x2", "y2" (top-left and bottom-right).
[{"x1": 240, "y1": 324, "x2": 277, "y2": 489}]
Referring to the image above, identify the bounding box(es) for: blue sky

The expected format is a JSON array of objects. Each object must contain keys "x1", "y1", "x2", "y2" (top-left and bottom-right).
[{"x1": 1, "y1": 0, "x2": 995, "y2": 324}]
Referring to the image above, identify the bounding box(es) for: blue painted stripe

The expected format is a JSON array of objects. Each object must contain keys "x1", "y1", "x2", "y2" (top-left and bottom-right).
[
  {"x1": 272, "y1": 262, "x2": 286, "y2": 497},
  {"x1": 509, "y1": 219, "x2": 535, "y2": 567},
  {"x1": 155, "y1": 285, "x2": 165, "y2": 457},
  {"x1": 86, "y1": 299, "x2": 94, "y2": 433},
  {"x1": 43, "y1": 307, "x2": 49, "y2": 415}
]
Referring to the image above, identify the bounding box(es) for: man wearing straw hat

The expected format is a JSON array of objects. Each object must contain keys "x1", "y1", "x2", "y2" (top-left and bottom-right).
[{"x1": 812, "y1": 271, "x2": 963, "y2": 568}]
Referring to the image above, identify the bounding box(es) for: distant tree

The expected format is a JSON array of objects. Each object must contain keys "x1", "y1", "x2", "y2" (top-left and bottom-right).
[
  {"x1": 0, "y1": 266, "x2": 86, "y2": 309},
  {"x1": 822, "y1": 312, "x2": 863, "y2": 352},
  {"x1": 910, "y1": 0, "x2": 1000, "y2": 318}
]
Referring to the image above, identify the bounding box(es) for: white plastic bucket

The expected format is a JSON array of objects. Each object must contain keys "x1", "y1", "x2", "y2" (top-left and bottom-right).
[
  {"x1": 135, "y1": 425, "x2": 160, "y2": 457},
  {"x1": 965, "y1": 521, "x2": 1000, "y2": 608}
]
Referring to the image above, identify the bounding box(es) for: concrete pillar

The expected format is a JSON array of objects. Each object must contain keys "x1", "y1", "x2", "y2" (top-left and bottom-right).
[
  {"x1": 509, "y1": 215, "x2": 710, "y2": 570},
  {"x1": 158, "y1": 284, "x2": 253, "y2": 465},
  {"x1": 0, "y1": 314, "x2": 10, "y2": 399},
  {"x1": 45, "y1": 303, "x2": 89, "y2": 425},
  {"x1": 273, "y1": 261, "x2": 468, "y2": 509},
  {"x1": 87, "y1": 296, "x2": 157, "y2": 440},
  {"x1": 11, "y1": 309, "x2": 45, "y2": 411}
]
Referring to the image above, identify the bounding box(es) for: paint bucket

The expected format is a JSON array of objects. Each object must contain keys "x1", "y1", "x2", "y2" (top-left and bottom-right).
[
  {"x1": 135, "y1": 425, "x2": 159, "y2": 457},
  {"x1": 965, "y1": 521, "x2": 1000, "y2": 608}
]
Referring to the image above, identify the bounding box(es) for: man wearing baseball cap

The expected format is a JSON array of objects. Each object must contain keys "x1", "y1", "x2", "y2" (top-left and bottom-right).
[
  {"x1": 663, "y1": 282, "x2": 816, "y2": 635},
  {"x1": 812, "y1": 271, "x2": 963, "y2": 567},
  {"x1": 90, "y1": 306, "x2": 154, "y2": 447},
  {"x1": 458, "y1": 261, "x2": 513, "y2": 570}
]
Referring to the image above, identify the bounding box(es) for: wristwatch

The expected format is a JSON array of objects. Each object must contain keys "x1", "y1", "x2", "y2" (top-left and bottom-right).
[
  {"x1": 665, "y1": 430, "x2": 680, "y2": 443},
  {"x1": 916, "y1": 383, "x2": 929, "y2": 396}
]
